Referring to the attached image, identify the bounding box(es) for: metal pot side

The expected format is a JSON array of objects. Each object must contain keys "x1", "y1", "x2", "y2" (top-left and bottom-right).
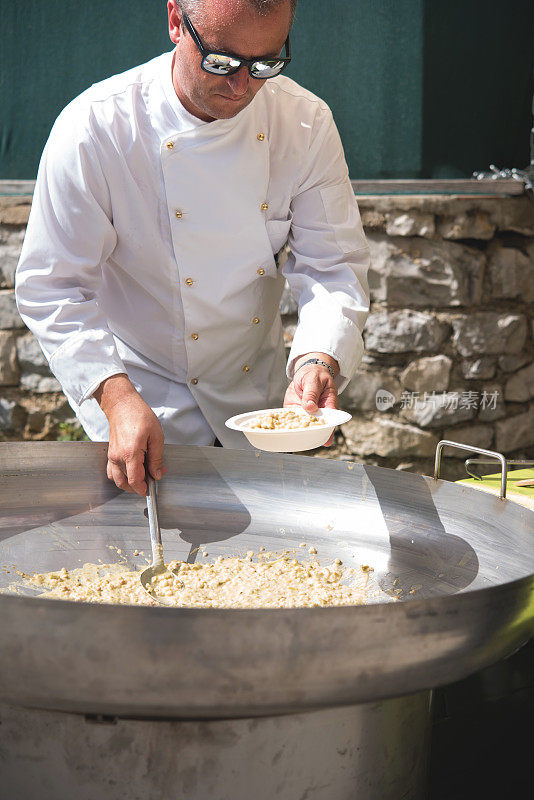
[{"x1": 0, "y1": 442, "x2": 532, "y2": 719}]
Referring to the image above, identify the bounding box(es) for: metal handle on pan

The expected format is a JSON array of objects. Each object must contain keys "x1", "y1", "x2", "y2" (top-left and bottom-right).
[
  {"x1": 434, "y1": 440, "x2": 508, "y2": 500},
  {"x1": 465, "y1": 459, "x2": 534, "y2": 481}
]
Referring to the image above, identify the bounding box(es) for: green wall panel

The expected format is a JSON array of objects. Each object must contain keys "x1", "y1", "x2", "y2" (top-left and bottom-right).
[
  {"x1": 1, "y1": 0, "x2": 532, "y2": 179},
  {"x1": 1, "y1": 0, "x2": 171, "y2": 179},
  {"x1": 422, "y1": 0, "x2": 533, "y2": 178},
  {"x1": 288, "y1": 0, "x2": 424, "y2": 179}
]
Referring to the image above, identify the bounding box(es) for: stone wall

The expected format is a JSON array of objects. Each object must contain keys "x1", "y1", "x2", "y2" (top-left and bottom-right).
[
  {"x1": 285, "y1": 195, "x2": 534, "y2": 479},
  {"x1": 1, "y1": 193, "x2": 533, "y2": 479}
]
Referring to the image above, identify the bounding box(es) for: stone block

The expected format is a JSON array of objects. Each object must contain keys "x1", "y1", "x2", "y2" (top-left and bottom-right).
[
  {"x1": 442, "y1": 423, "x2": 494, "y2": 453},
  {"x1": 30, "y1": 397, "x2": 72, "y2": 421},
  {"x1": 493, "y1": 198, "x2": 534, "y2": 235},
  {"x1": 504, "y1": 362, "x2": 534, "y2": 402},
  {"x1": 20, "y1": 374, "x2": 62, "y2": 392},
  {"x1": 394, "y1": 256, "x2": 470, "y2": 308},
  {"x1": 342, "y1": 417, "x2": 439, "y2": 457},
  {"x1": 366, "y1": 233, "x2": 396, "y2": 302},
  {"x1": 498, "y1": 353, "x2": 531, "y2": 373},
  {"x1": 0, "y1": 225, "x2": 25, "y2": 246},
  {"x1": 461, "y1": 357, "x2": 496, "y2": 380},
  {"x1": 400, "y1": 355, "x2": 452, "y2": 393},
  {"x1": 362, "y1": 353, "x2": 415, "y2": 369},
  {"x1": 367, "y1": 236, "x2": 485, "y2": 308},
  {"x1": 453, "y1": 313, "x2": 527, "y2": 356},
  {"x1": 477, "y1": 384, "x2": 506, "y2": 422},
  {"x1": 279, "y1": 283, "x2": 297, "y2": 315},
  {"x1": 26, "y1": 409, "x2": 47, "y2": 433},
  {"x1": 0, "y1": 228, "x2": 24, "y2": 288},
  {"x1": 495, "y1": 404, "x2": 534, "y2": 453},
  {"x1": 364, "y1": 310, "x2": 450, "y2": 354},
  {"x1": 360, "y1": 210, "x2": 386, "y2": 230},
  {"x1": 437, "y1": 212, "x2": 495, "y2": 241},
  {"x1": 16, "y1": 333, "x2": 61, "y2": 393},
  {"x1": 488, "y1": 245, "x2": 534, "y2": 303},
  {"x1": 400, "y1": 391, "x2": 478, "y2": 428},
  {"x1": 0, "y1": 331, "x2": 19, "y2": 385},
  {"x1": 0, "y1": 253, "x2": 18, "y2": 289},
  {"x1": 344, "y1": 371, "x2": 402, "y2": 411},
  {"x1": 0, "y1": 398, "x2": 26, "y2": 431},
  {"x1": 16, "y1": 333, "x2": 47, "y2": 368},
  {"x1": 22, "y1": 398, "x2": 73, "y2": 438},
  {"x1": 282, "y1": 322, "x2": 296, "y2": 347},
  {"x1": 385, "y1": 212, "x2": 435, "y2": 238},
  {"x1": 356, "y1": 196, "x2": 534, "y2": 236},
  {"x1": 0, "y1": 291, "x2": 25, "y2": 329},
  {"x1": 0, "y1": 200, "x2": 31, "y2": 226}
]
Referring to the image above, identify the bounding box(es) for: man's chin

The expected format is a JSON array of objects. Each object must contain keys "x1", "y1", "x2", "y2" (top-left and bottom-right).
[{"x1": 208, "y1": 94, "x2": 252, "y2": 119}]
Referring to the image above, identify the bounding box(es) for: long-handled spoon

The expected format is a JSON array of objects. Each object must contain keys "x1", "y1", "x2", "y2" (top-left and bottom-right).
[{"x1": 140, "y1": 474, "x2": 182, "y2": 605}]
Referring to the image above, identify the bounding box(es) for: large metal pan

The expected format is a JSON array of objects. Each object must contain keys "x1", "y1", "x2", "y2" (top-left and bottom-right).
[{"x1": 0, "y1": 442, "x2": 532, "y2": 719}]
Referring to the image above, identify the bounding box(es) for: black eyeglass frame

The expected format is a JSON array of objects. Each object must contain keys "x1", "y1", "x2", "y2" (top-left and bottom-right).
[{"x1": 180, "y1": 9, "x2": 292, "y2": 79}]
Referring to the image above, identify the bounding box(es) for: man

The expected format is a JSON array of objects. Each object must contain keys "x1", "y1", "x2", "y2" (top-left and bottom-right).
[{"x1": 16, "y1": 0, "x2": 370, "y2": 495}]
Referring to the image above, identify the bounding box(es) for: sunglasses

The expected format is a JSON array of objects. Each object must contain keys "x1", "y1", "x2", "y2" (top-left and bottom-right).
[{"x1": 181, "y1": 10, "x2": 291, "y2": 79}]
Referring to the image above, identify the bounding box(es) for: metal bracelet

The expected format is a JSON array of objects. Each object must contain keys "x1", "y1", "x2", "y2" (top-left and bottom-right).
[{"x1": 294, "y1": 358, "x2": 336, "y2": 381}]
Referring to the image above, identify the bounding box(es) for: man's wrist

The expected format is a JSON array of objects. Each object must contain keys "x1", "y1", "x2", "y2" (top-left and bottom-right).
[
  {"x1": 93, "y1": 373, "x2": 137, "y2": 416},
  {"x1": 294, "y1": 352, "x2": 339, "y2": 378}
]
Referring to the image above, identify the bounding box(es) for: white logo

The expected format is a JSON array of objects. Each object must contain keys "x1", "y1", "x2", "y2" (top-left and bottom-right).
[{"x1": 376, "y1": 389, "x2": 395, "y2": 411}]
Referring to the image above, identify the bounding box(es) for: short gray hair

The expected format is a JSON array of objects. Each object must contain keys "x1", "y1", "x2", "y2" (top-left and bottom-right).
[{"x1": 178, "y1": 0, "x2": 297, "y2": 25}]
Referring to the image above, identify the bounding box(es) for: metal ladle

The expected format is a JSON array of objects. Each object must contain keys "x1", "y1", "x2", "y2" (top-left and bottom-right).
[{"x1": 140, "y1": 474, "x2": 182, "y2": 605}]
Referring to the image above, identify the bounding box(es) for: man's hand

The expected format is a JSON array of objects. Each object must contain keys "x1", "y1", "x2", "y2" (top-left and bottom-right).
[
  {"x1": 94, "y1": 374, "x2": 166, "y2": 495},
  {"x1": 283, "y1": 352, "x2": 339, "y2": 446}
]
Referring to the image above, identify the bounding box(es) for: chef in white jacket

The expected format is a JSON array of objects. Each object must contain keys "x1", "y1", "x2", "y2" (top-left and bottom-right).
[{"x1": 15, "y1": 0, "x2": 370, "y2": 495}]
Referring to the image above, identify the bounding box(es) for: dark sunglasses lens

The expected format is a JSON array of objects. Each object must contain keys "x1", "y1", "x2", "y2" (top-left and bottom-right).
[
  {"x1": 250, "y1": 59, "x2": 286, "y2": 78},
  {"x1": 203, "y1": 53, "x2": 241, "y2": 75}
]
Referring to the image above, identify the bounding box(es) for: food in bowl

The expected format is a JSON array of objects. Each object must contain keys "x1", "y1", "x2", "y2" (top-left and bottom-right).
[
  {"x1": 246, "y1": 409, "x2": 326, "y2": 431},
  {"x1": 225, "y1": 407, "x2": 352, "y2": 452}
]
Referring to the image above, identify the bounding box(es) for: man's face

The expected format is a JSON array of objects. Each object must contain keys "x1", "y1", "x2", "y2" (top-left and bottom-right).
[{"x1": 168, "y1": 0, "x2": 292, "y2": 122}]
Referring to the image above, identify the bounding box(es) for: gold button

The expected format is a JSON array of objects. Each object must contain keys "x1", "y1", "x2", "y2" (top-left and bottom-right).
[
  {"x1": 252, "y1": 317, "x2": 260, "y2": 325},
  {"x1": 185, "y1": 278, "x2": 194, "y2": 286},
  {"x1": 166, "y1": 141, "x2": 174, "y2": 149},
  {"x1": 257, "y1": 267, "x2": 265, "y2": 276},
  {"x1": 175, "y1": 210, "x2": 183, "y2": 219},
  {"x1": 191, "y1": 378, "x2": 198, "y2": 385},
  {"x1": 257, "y1": 133, "x2": 265, "y2": 141},
  {"x1": 261, "y1": 203, "x2": 269, "y2": 211},
  {"x1": 191, "y1": 333, "x2": 199, "y2": 340},
  {"x1": 242, "y1": 365, "x2": 250, "y2": 373}
]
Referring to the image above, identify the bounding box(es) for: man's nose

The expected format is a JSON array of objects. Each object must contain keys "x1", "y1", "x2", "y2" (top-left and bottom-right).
[{"x1": 225, "y1": 66, "x2": 250, "y2": 96}]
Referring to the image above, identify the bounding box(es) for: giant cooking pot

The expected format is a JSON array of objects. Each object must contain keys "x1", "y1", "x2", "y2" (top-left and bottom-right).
[{"x1": 0, "y1": 441, "x2": 532, "y2": 719}]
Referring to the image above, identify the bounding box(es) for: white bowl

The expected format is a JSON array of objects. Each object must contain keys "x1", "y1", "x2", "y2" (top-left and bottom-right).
[{"x1": 225, "y1": 407, "x2": 352, "y2": 452}]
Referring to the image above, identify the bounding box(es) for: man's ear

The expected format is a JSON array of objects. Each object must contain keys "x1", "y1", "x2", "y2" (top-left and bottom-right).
[{"x1": 168, "y1": 0, "x2": 183, "y2": 46}]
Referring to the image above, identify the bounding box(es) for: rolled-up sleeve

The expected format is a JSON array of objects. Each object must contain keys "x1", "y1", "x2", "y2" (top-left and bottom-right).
[
  {"x1": 284, "y1": 104, "x2": 370, "y2": 392},
  {"x1": 15, "y1": 106, "x2": 126, "y2": 405}
]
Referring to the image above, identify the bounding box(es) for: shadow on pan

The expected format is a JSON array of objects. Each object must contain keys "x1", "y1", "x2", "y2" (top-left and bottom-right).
[
  {"x1": 0, "y1": 475, "x2": 121, "y2": 542},
  {"x1": 364, "y1": 466, "x2": 479, "y2": 599},
  {"x1": 145, "y1": 453, "x2": 252, "y2": 563},
  {"x1": 0, "y1": 442, "x2": 251, "y2": 568}
]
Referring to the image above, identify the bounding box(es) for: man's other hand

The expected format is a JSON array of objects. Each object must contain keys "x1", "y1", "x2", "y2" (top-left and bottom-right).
[
  {"x1": 94, "y1": 374, "x2": 166, "y2": 495},
  {"x1": 283, "y1": 353, "x2": 339, "y2": 446}
]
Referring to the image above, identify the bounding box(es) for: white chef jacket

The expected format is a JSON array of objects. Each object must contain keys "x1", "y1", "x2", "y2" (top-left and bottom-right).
[{"x1": 16, "y1": 49, "x2": 370, "y2": 448}]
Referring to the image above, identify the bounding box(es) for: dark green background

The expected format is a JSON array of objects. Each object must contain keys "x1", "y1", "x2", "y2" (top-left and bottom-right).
[{"x1": 1, "y1": 0, "x2": 532, "y2": 179}]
